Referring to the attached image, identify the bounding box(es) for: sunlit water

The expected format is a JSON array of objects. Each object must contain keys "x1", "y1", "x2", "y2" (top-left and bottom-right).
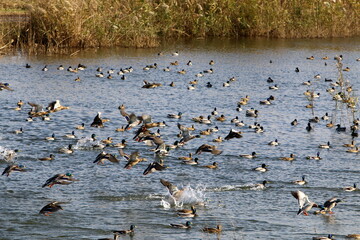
[{"x1": 0, "y1": 38, "x2": 360, "y2": 239}]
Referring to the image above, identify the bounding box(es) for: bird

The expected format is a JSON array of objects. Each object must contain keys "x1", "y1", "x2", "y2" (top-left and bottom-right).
[
  {"x1": 306, "y1": 152, "x2": 322, "y2": 160},
  {"x1": 90, "y1": 112, "x2": 104, "y2": 128},
  {"x1": 291, "y1": 119, "x2": 298, "y2": 126},
  {"x1": 203, "y1": 162, "x2": 218, "y2": 169},
  {"x1": 306, "y1": 122, "x2": 313, "y2": 131},
  {"x1": 293, "y1": 175, "x2": 307, "y2": 185},
  {"x1": 319, "y1": 141, "x2": 331, "y2": 149},
  {"x1": 123, "y1": 151, "x2": 143, "y2": 169},
  {"x1": 239, "y1": 152, "x2": 257, "y2": 159},
  {"x1": 42, "y1": 173, "x2": 76, "y2": 188},
  {"x1": 39, "y1": 202, "x2": 63, "y2": 216},
  {"x1": 182, "y1": 158, "x2": 199, "y2": 165},
  {"x1": 320, "y1": 197, "x2": 342, "y2": 214},
  {"x1": 113, "y1": 225, "x2": 136, "y2": 235},
  {"x1": 167, "y1": 112, "x2": 182, "y2": 119},
  {"x1": 254, "y1": 180, "x2": 269, "y2": 189},
  {"x1": 46, "y1": 100, "x2": 62, "y2": 111},
  {"x1": 65, "y1": 131, "x2": 76, "y2": 139},
  {"x1": 291, "y1": 190, "x2": 317, "y2": 215},
  {"x1": 113, "y1": 139, "x2": 127, "y2": 148},
  {"x1": 336, "y1": 124, "x2": 346, "y2": 132},
  {"x1": 178, "y1": 153, "x2": 193, "y2": 161},
  {"x1": 224, "y1": 129, "x2": 242, "y2": 140},
  {"x1": 59, "y1": 144, "x2": 74, "y2": 154},
  {"x1": 45, "y1": 133, "x2": 56, "y2": 141},
  {"x1": 202, "y1": 225, "x2": 222, "y2": 234},
  {"x1": 213, "y1": 136, "x2": 223, "y2": 143},
  {"x1": 279, "y1": 153, "x2": 295, "y2": 161},
  {"x1": 177, "y1": 207, "x2": 197, "y2": 217},
  {"x1": 2, "y1": 164, "x2": 26, "y2": 177},
  {"x1": 346, "y1": 234, "x2": 360, "y2": 239},
  {"x1": 38, "y1": 154, "x2": 55, "y2": 161},
  {"x1": 343, "y1": 183, "x2": 357, "y2": 192},
  {"x1": 76, "y1": 123, "x2": 85, "y2": 130},
  {"x1": 170, "y1": 221, "x2": 192, "y2": 229},
  {"x1": 160, "y1": 179, "x2": 184, "y2": 200},
  {"x1": 312, "y1": 234, "x2": 334, "y2": 240},
  {"x1": 93, "y1": 152, "x2": 119, "y2": 165},
  {"x1": 14, "y1": 127, "x2": 23, "y2": 134},
  {"x1": 268, "y1": 139, "x2": 279, "y2": 146},
  {"x1": 253, "y1": 163, "x2": 268, "y2": 172},
  {"x1": 143, "y1": 161, "x2": 167, "y2": 175},
  {"x1": 195, "y1": 144, "x2": 222, "y2": 155}
]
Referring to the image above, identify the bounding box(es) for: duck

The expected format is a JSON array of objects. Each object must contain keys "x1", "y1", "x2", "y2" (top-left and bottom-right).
[
  {"x1": 39, "y1": 202, "x2": 63, "y2": 216},
  {"x1": 291, "y1": 119, "x2": 298, "y2": 126},
  {"x1": 347, "y1": 234, "x2": 360, "y2": 239},
  {"x1": 189, "y1": 79, "x2": 198, "y2": 85},
  {"x1": 269, "y1": 84, "x2": 279, "y2": 90},
  {"x1": 143, "y1": 161, "x2": 167, "y2": 175},
  {"x1": 246, "y1": 109, "x2": 258, "y2": 118},
  {"x1": 65, "y1": 131, "x2": 76, "y2": 139},
  {"x1": 101, "y1": 137, "x2": 113, "y2": 145},
  {"x1": 295, "y1": 67, "x2": 300, "y2": 72},
  {"x1": 223, "y1": 81, "x2": 230, "y2": 87},
  {"x1": 343, "y1": 183, "x2": 357, "y2": 192},
  {"x1": 326, "y1": 121, "x2": 334, "y2": 128},
  {"x1": 123, "y1": 151, "x2": 142, "y2": 169},
  {"x1": 200, "y1": 129, "x2": 212, "y2": 135},
  {"x1": 343, "y1": 140, "x2": 356, "y2": 148},
  {"x1": 268, "y1": 139, "x2": 279, "y2": 146},
  {"x1": 187, "y1": 60, "x2": 192, "y2": 66},
  {"x1": 209, "y1": 60, "x2": 215, "y2": 65},
  {"x1": 168, "y1": 112, "x2": 182, "y2": 119},
  {"x1": 206, "y1": 82, "x2": 212, "y2": 88},
  {"x1": 113, "y1": 225, "x2": 136, "y2": 235},
  {"x1": 177, "y1": 207, "x2": 197, "y2": 217},
  {"x1": 253, "y1": 163, "x2": 268, "y2": 172},
  {"x1": 113, "y1": 139, "x2": 127, "y2": 149},
  {"x1": 195, "y1": 144, "x2": 222, "y2": 155},
  {"x1": 215, "y1": 114, "x2": 226, "y2": 122},
  {"x1": 235, "y1": 121, "x2": 245, "y2": 127},
  {"x1": 76, "y1": 123, "x2": 85, "y2": 130},
  {"x1": 203, "y1": 68, "x2": 213, "y2": 74},
  {"x1": 347, "y1": 147, "x2": 360, "y2": 153},
  {"x1": 90, "y1": 112, "x2": 104, "y2": 128},
  {"x1": 93, "y1": 152, "x2": 119, "y2": 165},
  {"x1": 42, "y1": 65, "x2": 48, "y2": 71},
  {"x1": 160, "y1": 179, "x2": 184, "y2": 200},
  {"x1": 319, "y1": 141, "x2": 331, "y2": 149},
  {"x1": 306, "y1": 152, "x2": 322, "y2": 160},
  {"x1": 320, "y1": 198, "x2": 342, "y2": 214},
  {"x1": 169, "y1": 82, "x2": 175, "y2": 87},
  {"x1": 95, "y1": 72, "x2": 104, "y2": 78},
  {"x1": 309, "y1": 117, "x2": 320, "y2": 123},
  {"x1": 240, "y1": 152, "x2": 257, "y2": 159},
  {"x1": 45, "y1": 133, "x2": 56, "y2": 141},
  {"x1": 231, "y1": 116, "x2": 240, "y2": 123},
  {"x1": 209, "y1": 126, "x2": 219, "y2": 132},
  {"x1": 163, "y1": 66, "x2": 171, "y2": 72},
  {"x1": 306, "y1": 56, "x2": 314, "y2": 60},
  {"x1": 195, "y1": 72, "x2": 203, "y2": 77},
  {"x1": 313, "y1": 234, "x2": 334, "y2": 240},
  {"x1": 202, "y1": 225, "x2": 222, "y2": 234},
  {"x1": 343, "y1": 67, "x2": 350, "y2": 71},
  {"x1": 177, "y1": 206, "x2": 196, "y2": 214},
  {"x1": 182, "y1": 158, "x2": 199, "y2": 165},
  {"x1": 14, "y1": 127, "x2": 23, "y2": 134},
  {"x1": 293, "y1": 175, "x2": 307, "y2": 185},
  {"x1": 213, "y1": 136, "x2": 223, "y2": 143},
  {"x1": 178, "y1": 69, "x2": 186, "y2": 74},
  {"x1": 280, "y1": 153, "x2": 296, "y2": 161},
  {"x1": 203, "y1": 162, "x2": 218, "y2": 169},
  {"x1": 187, "y1": 85, "x2": 195, "y2": 90},
  {"x1": 172, "y1": 51, "x2": 179, "y2": 56},
  {"x1": 321, "y1": 113, "x2": 330, "y2": 121},
  {"x1": 254, "y1": 180, "x2": 269, "y2": 189},
  {"x1": 336, "y1": 124, "x2": 346, "y2": 132},
  {"x1": 170, "y1": 221, "x2": 192, "y2": 229},
  {"x1": 306, "y1": 122, "x2": 313, "y2": 131},
  {"x1": 178, "y1": 153, "x2": 193, "y2": 161},
  {"x1": 2, "y1": 164, "x2": 26, "y2": 177},
  {"x1": 200, "y1": 115, "x2": 212, "y2": 124},
  {"x1": 59, "y1": 144, "x2": 74, "y2": 154},
  {"x1": 291, "y1": 190, "x2": 317, "y2": 216},
  {"x1": 267, "y1": 77, "x2": 274, "y2": 83},
  {"x1": 38, "y1": 154, "x2": 55, "y2": 161},
  {"x1": 42, "y1": 173, "x2": 76, "y2": 188}
]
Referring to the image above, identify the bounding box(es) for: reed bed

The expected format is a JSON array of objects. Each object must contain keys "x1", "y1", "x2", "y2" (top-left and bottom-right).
[{"x1": 0, "y1": 0, "x2": 359, "y2": 51}]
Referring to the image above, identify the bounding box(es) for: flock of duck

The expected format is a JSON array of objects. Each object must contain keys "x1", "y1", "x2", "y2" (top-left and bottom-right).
[{"x1": 1, "y1": 50, "x2": 360, "y2": 239}]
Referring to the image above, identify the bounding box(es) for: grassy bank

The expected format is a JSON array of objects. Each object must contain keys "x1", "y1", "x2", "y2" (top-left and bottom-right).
[{"x1": 1, "y1": 0, "x2": 359, "y2": 51}]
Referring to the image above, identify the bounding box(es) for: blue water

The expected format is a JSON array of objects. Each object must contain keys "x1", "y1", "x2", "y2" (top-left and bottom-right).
[{"x1": 0, "y1": 37, "x2": 360, "y2": 239}]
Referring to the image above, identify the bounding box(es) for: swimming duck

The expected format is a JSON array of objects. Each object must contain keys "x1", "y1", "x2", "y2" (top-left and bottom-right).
[
  {"x1": 169, "y1": 82, "x2": 175, "y2": 87},
  {"x1": 113, "y1": 225, "x2": 136, "y2": 235},
  {"x1": 206, "y1": 82, "x2": 212, "y2": 88},
  {"x1": 306, "y1": 152, "x2": 321, "y2": 160},
  {"x1": 94, "y1": 152, "x2": 119, "y2": 165},
  {"x1": 101, "y1": 137, "x2": 113, "y2": 145},
  {"x1": 279, "y1": 153, "x2": 295, "y2": 161},
  {"x1": 347, "y1": 146, "x2": 360, "y2": 153},
  {"x1": 235, "y1": 121, "x2": 245, "y2": 127},
  {"x1": 200, "y1": 115, "x2": 212, "y2": 124},
  {"x1": 14, "y1": 127, "x2": 23, "y2": 134},
  {"x1": 39, "y1": 202, "x2": 63, "y2": 216},
  {"x1": 202, "y1": 225, "x2": 222, "y2": 233},
  {"x1": 2, "y1": 164, "x2": 26, "y2": 177},
  {"x1": 306, "y1": 56, "x2": 314, "y2": 60},
  {"x1": 177, "y1": 207, "x2": 197, "y2": 217},
  {"x1": 293, "y1": 175, "x2": 307, "y2": 185},
  {"x1": 253, "y1": 163, "x2": 268, "y2": 172},
  {"x1": 200, "y1": 129, "x2": 212, "y2": 135},
  {"x1": 59, "y1": 144, "x2": 74, "y2": 154},
  {"x1": 209, "y1": 60, "x2": 215, "y2": 65},
  {"x1": 42, "y1": 173, "x2": 76, "y2": 188},
  {"x1": 142, "y1": 81, "x2": 162, "y2": 88},
  {"x1": 178, "y1": 153, "x2": 193, "y2": 161},
  {"x1": 178, "y1": 69, "x2": 186, "y2": 74},
  {"x1": 230, "y1": 116, "x2": 239, "y2": 123},
  {"x1": 95, "y1": 72, "x2": 104, "y2": 78},
  {"x1": 309, "y1": 117, "x2": 320, "y2": 123},
  {"x1": 113, "y1": 139, "x2": 127, "y2": 148},
  {"x1": 295, "y1": 67, "x2": 300, "y2": 72},
  {"x1": 187, "y1": 85, "x2": 196, "y2": 90},
  {"x1": 312, "y1": 234, "x2": 334, "y2": 240},
  {"x1": 0, "y1": 82, "x2": 13, "y2": 91},
  {"x1": 343, "y1": 140, "x2": 356, "y2": 148},
  {"x1": 25, "y1": 63, "x2": 31, "y2": 68},
  {"x1": 182, "y1": 158, "x2": 199, "y2": 165},
  {"x1": 326, "y1": 121, "x2": 334, "y2": 128},
  {"x1": 90, "y1": 112, "x2": 104, "y2": 128},
  {"x1": 291, "y1": 119, "x2": 298, "y2": 126},
  {"x1": 223, "y1": 81, "x2": 230, "y2": 87},
  {"x1": 65, "y1": 131, "x2": 76, "y2": 139},
  {"x1": 347, "y1": 234, "x2": 360, "y2": 239},
  {"x1": 268, "y1": 139, "x2": 279, "y2": 146},
  {"x1": 172, "y1": 51, "x2": 179, "y2": 56},
  {"x1": 195, "y1": 144, "x2": 222, "y2": 155},
  {"x1": 213, "y1": 136, "x2": 223, "y2": 143},
  {"x1": 143, "y1": 161, "x2": 167, "y2": 175},
  {"x1": 167, "y1": 112, "x2": 182, "y2": 119},
  {"x1": 75, "y1": 123, "x2": 85, "y2": 130},
  {"x1": 170, "y1": 221, "x2": 192, "y2": 229},
  {"x1": 343, "y1": 183, "x2": 357, "y2": 192},
  {"x1": 343, "y1": 67, "x2": 350, "y2": 71},
  {"x1": 245, "y1": 109, "x2": 258, "y2": 118},
  {"x1": 38, "y1": 154, "x2": 55, "y2": 161},
  {"x1": 306, "y1": 122, "x2": 313, "y2": 131},
  {"x1": 240, "y1": 152, "x2": 257, "y2": 159},
  {"x1": 189, "y1": 79, "x2": 198, "y2": 85},
  {"x1": 203, "y1": 68, "x2": 213, "y2": 74},
  {"x1": 269, "y1": 84, "x2": 279, "y2": 90},
  {"x1": 216, "y1": 115, "x2": 226, "y2": 122},
  {"x1": 203, "y1": 162, "x2": 218, "y2": 169},
  {"x1": 254, "y1": 180, "x2": 269, "y2": 189},
  {"x1": 186, "y1": 60, "x2": 192, "y2": 66},
  {"x1": 319, "y1": 141, "x2": 331, "y2": 149},
  {"x1": 42, "y1": 65, "x2": 48, "y2": 71},
  {"x1": 195, "y1": 72, "x2": 203, "y2": 77},
  {"x1": 259, "y1": 98, "x2": 272, "y2": 105},
  {"x1": 267, "y1": 77, "x2": 274, "y2": 83},
  {"x1": 336, "y1": 124, "x2": 346, "y2": 132}
]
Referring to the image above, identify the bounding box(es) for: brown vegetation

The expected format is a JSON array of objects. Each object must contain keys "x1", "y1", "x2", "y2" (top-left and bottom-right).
[{"x1": 0, "y1": 0, "x2": 359, "y2": 51}]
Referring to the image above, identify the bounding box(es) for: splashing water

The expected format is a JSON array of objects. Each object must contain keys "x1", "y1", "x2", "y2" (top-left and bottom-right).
[
  {"x1": 0, "y1": 146, "x2": 17, "y2": 162},
  {"x1": 74, "y1": 136, "x2": 105, "y2": 150},
  {"x1": 160, "y1": 184, "x2": 207, "y2": 208}
]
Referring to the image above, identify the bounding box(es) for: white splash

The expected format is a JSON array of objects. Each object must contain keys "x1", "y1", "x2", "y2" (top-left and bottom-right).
[
  {"x1": 0, "y1": 146, "x2": 17, "y2": 162},
  {"x1": 160, "y1": 184, "x2": 207, "y2": 208},
  {"x1": 75, "y1": 136, "x2": 105, "y2": 150}
]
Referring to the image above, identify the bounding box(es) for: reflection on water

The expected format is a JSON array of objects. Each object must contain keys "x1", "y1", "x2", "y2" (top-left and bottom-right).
[{"x1": 0, "y1": 37, "x2": 360, "y2": 239}]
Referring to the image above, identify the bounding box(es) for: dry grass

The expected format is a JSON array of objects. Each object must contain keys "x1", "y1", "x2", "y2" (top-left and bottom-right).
[{"x1": 0, "y1": 0, "x2": 359, "y2": 51}]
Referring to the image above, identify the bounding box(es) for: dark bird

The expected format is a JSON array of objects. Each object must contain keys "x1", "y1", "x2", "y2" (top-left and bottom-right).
[
  {"x1": 90, "y1": 112, "x2": 104, "y2": 128},
  {"x1": 195, "y1": 144, "x2": 223, "y2": 155},
  {"x1": 202, "y1": 225, "x2": 222, "y2": 233},
  {"x1": 123, "y1": 151, "x2": 142, "y2": 169},
  {"x1": 93, "y1": 152, "x2": 119, "y2": 165},
  {"x1": 143, "y1": 161, "x2": 167, "y2": 175},
  {"x1": 39, "y1": 201, "x2": 63, "y2": 216},
  {"x1": 160, "y1": 179, "x2": 184, "y2": 200},
  {"x1": 170, "y1": 221, "x2": 192, "y2": 229},
  {"x1": 224, "y1": 129, "x2": 243, "y2": 140},
  {"x1": 321, "y1": 197, "x2": 342, "y2": 214},
  {"x1": 113, "y1": 225, "x2": 136, "y2": 235},
  {"x1": 2, "y1": 164, "x2": 26, "y2": 177},
  {"x1": 42, "y1": 173, "x2": 76, "y2": 188}
]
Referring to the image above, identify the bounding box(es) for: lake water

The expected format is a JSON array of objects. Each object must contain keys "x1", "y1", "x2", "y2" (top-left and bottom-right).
[{"x1": 0, "y1": 37, "x2": 360, "y2": 240}]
